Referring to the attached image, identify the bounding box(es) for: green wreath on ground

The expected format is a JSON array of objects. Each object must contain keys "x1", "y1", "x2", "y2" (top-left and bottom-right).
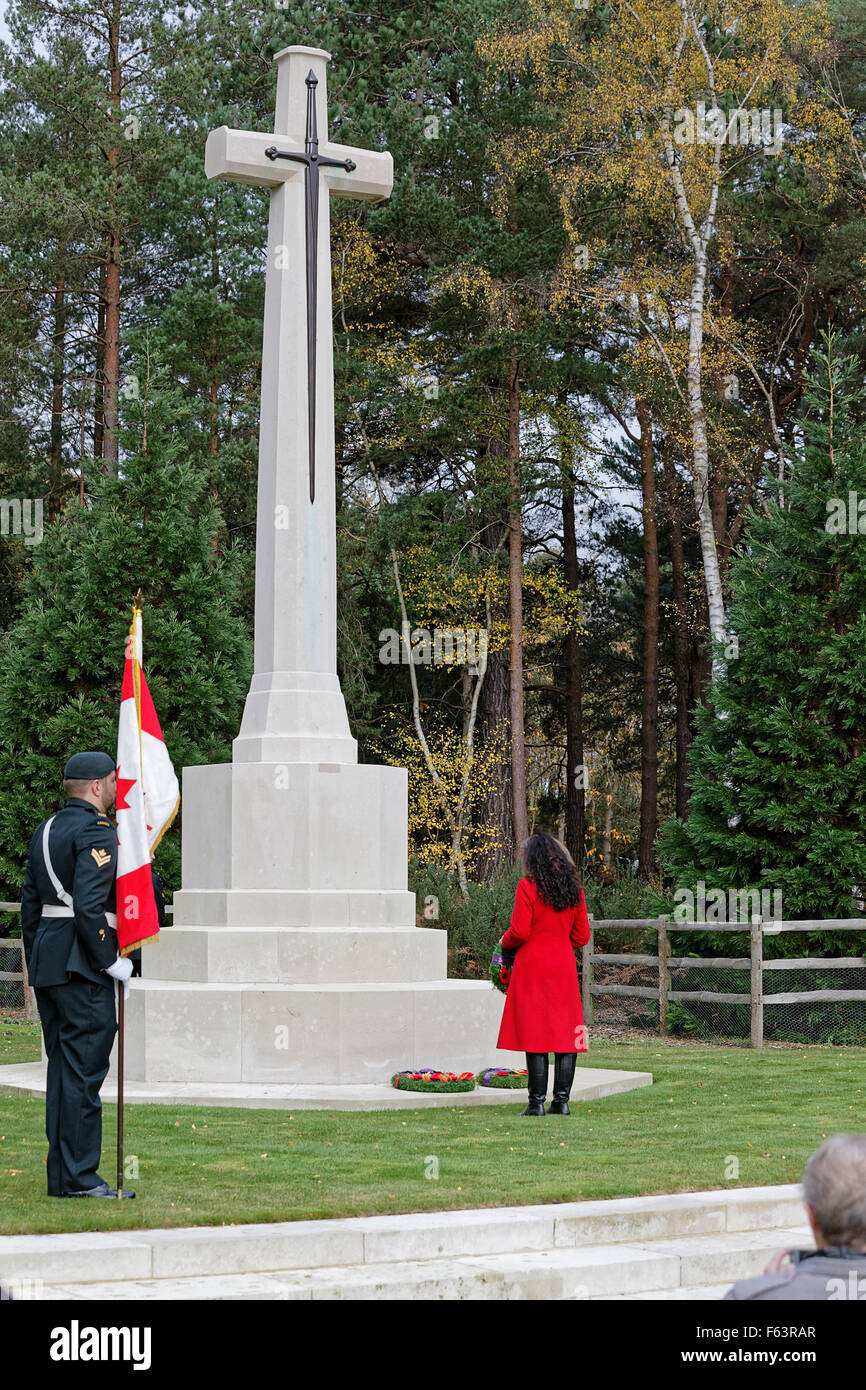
[
  {"x1": 391, "y1": 1069, "x2": 477, "y2": 1092},
  {"x1": 476, "y1": 1067, "x2": 528, "y2": 1089}
]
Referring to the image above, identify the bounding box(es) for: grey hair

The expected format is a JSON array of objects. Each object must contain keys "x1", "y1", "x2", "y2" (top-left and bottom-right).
[{"x1": 801, "y1": 1134, "x2": 866, "y2": 1248}]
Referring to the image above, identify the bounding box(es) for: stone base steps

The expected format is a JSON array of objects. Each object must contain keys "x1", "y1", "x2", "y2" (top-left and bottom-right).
[
  {"x1": 0, "y1": 1061, "x2": 652, "y2": 1109},
  {"x1": 611, "y1": 1282, "x2": 736, "y2": 1300},
  {"x1": 35, "y1": 1231, "x2": 808, "y2": 1301},
  {"x1": 1, "y1": 1185, "x2": 807, "y2": 1301}
]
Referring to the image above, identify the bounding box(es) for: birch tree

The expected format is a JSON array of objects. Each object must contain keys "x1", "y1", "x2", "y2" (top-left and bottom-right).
[{"x1": 479, "y1": 0, "x2": 830, "y2": 673}]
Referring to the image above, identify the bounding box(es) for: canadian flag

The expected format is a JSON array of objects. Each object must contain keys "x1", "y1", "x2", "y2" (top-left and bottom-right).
[{"x1": 115, "y1": 607, "x2": 180, "y2": 956}]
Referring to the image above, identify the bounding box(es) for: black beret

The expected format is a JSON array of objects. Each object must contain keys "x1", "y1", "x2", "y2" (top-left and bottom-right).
[{"x1": 63, "y1": 751, "x2": 116, "y2": 779}]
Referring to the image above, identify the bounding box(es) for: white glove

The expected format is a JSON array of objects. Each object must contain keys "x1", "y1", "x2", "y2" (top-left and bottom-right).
[{"x1": 105, "y1": 955, "x2": 133, "y2": 1001}]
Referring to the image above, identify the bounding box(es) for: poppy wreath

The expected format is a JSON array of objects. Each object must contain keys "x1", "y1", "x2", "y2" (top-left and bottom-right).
[
  {"x1": 391, "y1": 1069, "x2": 477, "y2": 1092},
  {"x1": 476, "y1": 1067, "x2": 528, "y2": 1089},
  {"x1": 490, "y1": 940, "x2": 517, "y2": 994}
]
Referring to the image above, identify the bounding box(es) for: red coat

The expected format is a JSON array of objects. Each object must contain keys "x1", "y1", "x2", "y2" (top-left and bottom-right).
[{"x1": 496, "y1": 877, "x2": 591, "y2": 1053}]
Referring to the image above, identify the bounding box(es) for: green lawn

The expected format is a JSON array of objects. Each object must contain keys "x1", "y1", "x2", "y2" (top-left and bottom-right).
[{"x1": 0, "y1": 1018, "x2": 863, "y2": 1235}]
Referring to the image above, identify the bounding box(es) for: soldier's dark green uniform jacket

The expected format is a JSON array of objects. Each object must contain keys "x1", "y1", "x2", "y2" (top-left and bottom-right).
[
  {"x1": 21, "y1": 799, "x2": 119, "y2": 986},
  {"x1": 20, "y1": 795, "x2": 120, "y2": 1195}
]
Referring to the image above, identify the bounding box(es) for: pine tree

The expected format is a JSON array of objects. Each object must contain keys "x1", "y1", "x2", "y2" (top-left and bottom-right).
[
  {"x1": 0, "y1": 367, "x2": 252, "y2": 898},
  {"x1": 661, "y1": 334, "x2": 866, "y2": 925}
]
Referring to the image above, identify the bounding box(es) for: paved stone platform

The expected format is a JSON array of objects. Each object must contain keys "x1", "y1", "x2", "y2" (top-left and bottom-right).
[
  {"x1": 0, "y1": 1061, "x2": 652, "y2": 1109},
  {"x1": 0, "y1": 1185, "x2": 808, "y2": 1300}
]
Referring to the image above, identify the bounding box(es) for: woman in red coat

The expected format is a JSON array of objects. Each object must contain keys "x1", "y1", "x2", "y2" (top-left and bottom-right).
[{"x1": 496, "y1": 831, "x2": 591, "y2": 1116}]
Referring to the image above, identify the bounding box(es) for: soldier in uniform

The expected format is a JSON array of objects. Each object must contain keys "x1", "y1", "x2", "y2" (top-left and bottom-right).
[{"x1": 20, "y1": 752, "x2": 135, "y2": 1198}]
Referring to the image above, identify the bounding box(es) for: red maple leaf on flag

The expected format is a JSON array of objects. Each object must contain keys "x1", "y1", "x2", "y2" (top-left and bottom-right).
[{"x1": 115, "y1": 772, "x2": 137, "y2": 814}]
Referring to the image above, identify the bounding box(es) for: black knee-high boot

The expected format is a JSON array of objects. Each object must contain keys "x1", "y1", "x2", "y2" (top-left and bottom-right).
[
  {"x1": 520, "y1": 1053, "x2": 549, "y2": 1116},
  {"x1": 547, "y1": 1053, "x2": 577, "y2": 1115}
]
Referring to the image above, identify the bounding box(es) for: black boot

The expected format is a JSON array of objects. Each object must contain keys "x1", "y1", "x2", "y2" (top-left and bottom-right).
[
  {"x1": 547, "y1": 1053, "x2": 577, "y2": 1115},
  {"x1": 520, "y1": 1052, "x2": 549, "y2": 1116}
]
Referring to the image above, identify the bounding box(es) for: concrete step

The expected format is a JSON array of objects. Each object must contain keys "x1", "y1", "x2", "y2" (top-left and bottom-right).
[
  {"x1": 0, "y1": 1185, "x2": 808, "y2": 1300},
  {"x1": 33, "y1": 1229, "x2": 810, "y2": 1301},
  {"x1": 149, "y1": 925, "x2": 449, "y2": 985},
  {"x1": 603, "y1": 1282, "x2": 736, "y2": 1301}
]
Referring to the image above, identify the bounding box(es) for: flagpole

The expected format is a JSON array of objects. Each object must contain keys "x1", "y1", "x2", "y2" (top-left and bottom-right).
[
  {"x1": 116, "y1": 593, "x2": 135, "y2": 1201},
  {"x1": 116, "y1": 980, "x2": 125, "y2": 1199}
]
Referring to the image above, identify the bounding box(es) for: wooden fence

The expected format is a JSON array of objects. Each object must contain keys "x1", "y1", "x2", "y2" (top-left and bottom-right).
[
  {"x1": 0, "y1": 902, "x2": 36, "y2": 1020},
  {"x1": 582, "y1": 916, "x2": 866, "y2": 1048},
  {"x1": 3, "y1": 905, "x2": 865, "y2": 1046}
]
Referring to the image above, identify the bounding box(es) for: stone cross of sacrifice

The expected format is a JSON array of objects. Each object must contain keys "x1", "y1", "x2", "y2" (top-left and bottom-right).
[{"x1": 205, "y1": 47, "x2": 393, "y2": 766}]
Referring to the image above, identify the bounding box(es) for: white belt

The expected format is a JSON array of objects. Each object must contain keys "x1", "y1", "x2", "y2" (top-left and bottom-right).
[
  {"x1": 41, "y1": 905, "x2": 117, "y2": 928},
  {"x1": 40, "y1": 821, "x2": 116, "y2": 930},
  {"x1": 42, "y1": 817, "x2": 73, "y2": 908}
]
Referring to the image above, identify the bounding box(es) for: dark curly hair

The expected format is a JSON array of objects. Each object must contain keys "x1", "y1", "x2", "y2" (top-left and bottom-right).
[{"x1": 522, "y1": 831, "x2": 582, "y2": 912}]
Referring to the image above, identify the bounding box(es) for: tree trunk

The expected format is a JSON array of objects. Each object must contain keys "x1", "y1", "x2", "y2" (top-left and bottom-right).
[
  {"x1": 93, "y1": 264, "x2": 106, "y2": 460},
  {"x1": 49, "y1": 275, "x2": 66, "y2": 517},
  {"x1": 661, "y1": 441, "x2": 691, "y2": 818},
  {"x1": 663, "y1": 87, "x2": 726, "y2": 668},
  {"x1": 557, "y1": 763, "x2": 566, "y2": 843},
  {"x1": 777, "y1": 237, "x2": 815, "y2": 426},
  {"x1": 475, "y1": 639, "x2": 513, "y2": 878},
  {"x1": 103, "y1": 239, "x2": 121, "y2": 473},
  {"x1": 689, "y1": 629, "x2": 712, "y2": 728},
  {"x1": 685, "y1": 254, "x2": 726, "y2": 660},
  {"x1": 710, "y1": 258, "x2": 734, "y2": 576},
  {"x1": 710, "y1": 468, "x2": 729, "y2": 573},
  {"x1": 602, "y1": 792, "x2": 613, "y2": 872},
  {"x1": 101, "y1": 0, "x2": 122, "y2": 473},
  {"x1": 475, "y1": 427, "x2": 513, "y2": 879},
  {"x1": 561, "y1": 448, "x2": 585, "y2": 867},
  {"x1": 507, "y1": 350, "x2": 528, "y2": 854},
  {"x1": 637, "y1": 400, "x2": 659, "y2": 878}
]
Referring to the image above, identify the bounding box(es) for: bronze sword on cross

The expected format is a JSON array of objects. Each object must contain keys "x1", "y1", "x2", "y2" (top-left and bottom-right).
[{"x1": 265, "y1": 70, "x2": 356, "y2": 504}]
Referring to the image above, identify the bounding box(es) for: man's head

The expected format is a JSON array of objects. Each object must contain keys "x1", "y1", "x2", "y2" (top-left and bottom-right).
[
  {"x1": 802, "y1": 1134, "x2": 866, "y2": 1251},
  {"x1": 63, "y1": 752, "x2": 117, "y2": 815}
]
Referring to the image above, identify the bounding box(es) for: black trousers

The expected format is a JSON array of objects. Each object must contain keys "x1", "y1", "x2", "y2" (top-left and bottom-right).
[{"x1": 35, "y1": 977, "x2": 117, "y2": 1195}]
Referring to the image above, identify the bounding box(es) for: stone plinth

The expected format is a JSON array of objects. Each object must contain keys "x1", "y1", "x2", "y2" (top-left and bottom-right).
[
  {"x1": 120, "y1": 759, "x2": 510, "y2": 1091},
  {"x1": 120, "y1": 979, "x2": 503, "y2": 1087}
]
